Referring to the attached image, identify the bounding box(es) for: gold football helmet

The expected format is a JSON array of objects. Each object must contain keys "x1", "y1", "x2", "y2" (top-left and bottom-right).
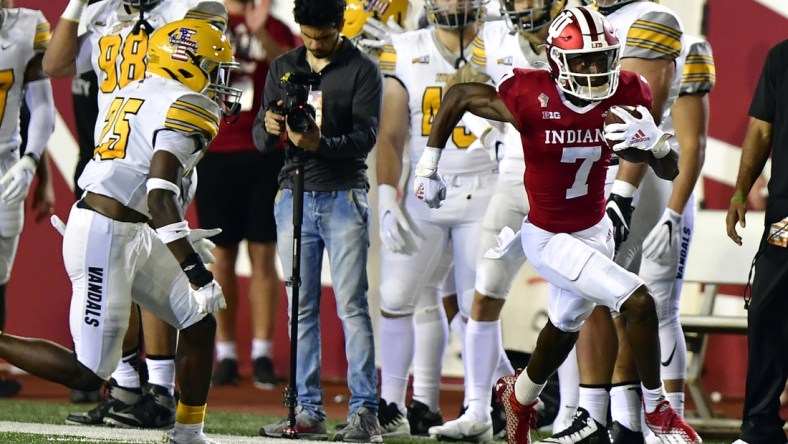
[
  {"x1": 343, "y1": 0, "x2": 409, "y2": 39},
  {"x1": 147, "y1": 19, "x2": 242, "y2": 116}
]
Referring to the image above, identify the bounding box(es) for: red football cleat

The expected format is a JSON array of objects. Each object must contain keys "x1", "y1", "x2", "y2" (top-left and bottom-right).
[
  {"x1": 644, "y1": 400, "x2": 702, "y2": 443},
  {"x1": 495, "y1": 370, "x2": 539, "y2": 444}
]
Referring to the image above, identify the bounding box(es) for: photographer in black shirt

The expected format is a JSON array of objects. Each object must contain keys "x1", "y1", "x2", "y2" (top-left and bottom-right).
[{"x1": 253, "y1": 0, "x2": 383, "y2": 441}]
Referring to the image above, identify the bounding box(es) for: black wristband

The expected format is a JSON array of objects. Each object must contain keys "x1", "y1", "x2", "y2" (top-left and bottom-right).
[{"x1": 180, "y1": 252, "x2": 213, "y2": 288}]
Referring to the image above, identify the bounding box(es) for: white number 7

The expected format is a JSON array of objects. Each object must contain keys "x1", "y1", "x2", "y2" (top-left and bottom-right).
[{"x1": 561, "y1": 146, "x2": 602, "y2": 199}]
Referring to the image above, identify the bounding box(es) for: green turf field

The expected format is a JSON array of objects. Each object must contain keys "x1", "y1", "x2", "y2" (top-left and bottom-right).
[{"x1": 0, "y1": 399, "x2": 733, "y2": 443}]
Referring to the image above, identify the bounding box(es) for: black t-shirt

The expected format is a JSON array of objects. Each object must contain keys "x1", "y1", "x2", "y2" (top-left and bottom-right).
[
  {"x1": 254, "y1": 38, "x2": 383, "y2": 192},
  {"x1": 750, "y1": 39, "x2": 788, "y2": 222}
]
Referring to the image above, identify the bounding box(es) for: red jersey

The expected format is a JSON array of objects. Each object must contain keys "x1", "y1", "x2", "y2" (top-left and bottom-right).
[
  {"x1": 210, "y1": 14, "x2": 296, "y2": 153},
  {"x1": 497, "y1": 69, "x2": 652, "y2": 233}
]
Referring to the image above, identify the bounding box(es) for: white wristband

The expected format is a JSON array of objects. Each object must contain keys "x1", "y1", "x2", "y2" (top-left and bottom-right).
[
  {"x1": 156, "y1": 220, "x2": 190, "y2": 244},
  {"x1": 146, "y1": 178, "x2": 181, "y2": 198},
  {"x1": 417, "y1": 147, "x2": 442, "y2": 169},
  {"x1": 378, "y1": 184, "x2": 398, "y2": 208},
  {"x1": 651, "y1": 133, "x2": 673, "y2": 159},
  {"x1": 611, "y1": 179, "x2": 637, "y2": 198},
  {"x1": 61, "y1": 0, "x2": 88, "y2": 22}
]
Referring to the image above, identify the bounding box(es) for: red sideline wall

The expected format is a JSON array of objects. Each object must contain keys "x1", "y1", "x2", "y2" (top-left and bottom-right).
[{"x1": 10, "y1": 1, "x2": 348, "y2": 382}]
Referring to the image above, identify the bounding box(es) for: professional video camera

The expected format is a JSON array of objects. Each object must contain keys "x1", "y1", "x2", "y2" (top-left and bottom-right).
[{"x1": 269, "y1": 72, "x2": 322, "y2": 133}]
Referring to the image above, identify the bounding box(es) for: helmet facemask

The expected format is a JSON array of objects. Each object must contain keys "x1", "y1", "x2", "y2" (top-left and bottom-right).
[
  {"x1": 424, "y1": 0, "x2": 485, "y2": 29},
  {"x1": 550, "y1": 45, "x2": 620, "y2": 100},
  {"x1": 502, "y1": 0, "x2": 564, "y2": 34},
  {"x1": 198, "y1": 57, "x2": 242, "y2": 118},
  {"x1": 122, "y1": 0, "x2": 162, "y2": 11},
  {"x1": 580, "y1": 0, "x2": 641, "y2": 15}
]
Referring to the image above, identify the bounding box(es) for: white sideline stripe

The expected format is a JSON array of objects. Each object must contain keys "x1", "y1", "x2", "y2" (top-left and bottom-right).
[
  {"x1": 0, "y1": 421, "x2": 329, "y2": 443},
  {"x1": 49, "y1": 111, "x2": 79, "y2": 191}
]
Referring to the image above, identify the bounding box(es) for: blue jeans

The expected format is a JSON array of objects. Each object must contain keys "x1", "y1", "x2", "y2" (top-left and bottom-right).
[{"x1": 274, "y1": 188, "x2": 378, "y2": 421}]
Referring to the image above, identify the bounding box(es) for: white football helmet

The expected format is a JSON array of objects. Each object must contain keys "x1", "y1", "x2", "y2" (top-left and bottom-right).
[
  {"x1": 546, "y1": 6, "x2": 620, "y2": 100},
  {"x1": 501, "y1": 0, "x2": 567, "y2": 34},
  {"x1": 424, "y1": 0, "x2": 486, "y2": 29}
]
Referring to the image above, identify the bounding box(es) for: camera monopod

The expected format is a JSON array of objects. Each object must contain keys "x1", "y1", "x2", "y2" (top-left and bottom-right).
[{"x1": 281, "y1": 148, "x2": 306, "y2": 439}]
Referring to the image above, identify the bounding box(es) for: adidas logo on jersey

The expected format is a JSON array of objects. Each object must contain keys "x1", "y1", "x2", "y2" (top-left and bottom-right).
[
  {"x1": 412, "y1": 55, "x2": 429, "y2": 64},
  {"x1": 630, "y1": 129, "x2": 650, "y2": 145}
]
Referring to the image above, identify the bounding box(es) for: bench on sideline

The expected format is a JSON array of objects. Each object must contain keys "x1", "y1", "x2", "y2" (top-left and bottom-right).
[{"x1": 681, "y1": 209, "x2": 764, "y2": 433}]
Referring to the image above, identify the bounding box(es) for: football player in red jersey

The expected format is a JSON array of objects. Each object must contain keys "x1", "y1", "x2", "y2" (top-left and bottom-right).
[{"x1": 411, "y1": 6, "x2": 700, "y2": 444}]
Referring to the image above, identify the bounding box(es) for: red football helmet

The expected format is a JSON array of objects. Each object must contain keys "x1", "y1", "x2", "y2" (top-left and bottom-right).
[{"x1": 546, "y1": 6, "x2": 620, "y2": 100}]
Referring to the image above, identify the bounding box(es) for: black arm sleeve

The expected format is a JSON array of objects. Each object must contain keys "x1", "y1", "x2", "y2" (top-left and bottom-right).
[{"x1": 253, "y1": 63, "x2": 285, "y2": 153}]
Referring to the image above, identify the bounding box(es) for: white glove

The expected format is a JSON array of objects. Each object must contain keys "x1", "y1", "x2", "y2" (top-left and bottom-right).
[
  {"x1": 378, "y1": 184, "x2": 412, "y2": 254},
  {"x1": 604, "y1": 105, "x2": 672, "y2": 158},
  {"x1": 187, "y1": 228, "x2": 222, "y2": 264},
  {"x1": 191, "y1": 280, "x2": 226, "y2": 314},
  {"x1": 51, "y1": 214, "x2": 66, "y2": 236},
  {"x1": 642, "y1": 208, "x2": 681, "y2": 262},
  {"x1": 357, "y1": 16, "x2": 403, "y2": 51},
  {"x1": 413, "y1": 147, "x2": 447, "y2": 209},
  {"x1": 0, "y1": 154, "x2": 37, "y2": 205}
]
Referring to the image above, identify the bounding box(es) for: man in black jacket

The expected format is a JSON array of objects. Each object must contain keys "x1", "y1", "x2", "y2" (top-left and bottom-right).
[{"x1": 254, "y1": 0, "x2": 383, "y2": 442}]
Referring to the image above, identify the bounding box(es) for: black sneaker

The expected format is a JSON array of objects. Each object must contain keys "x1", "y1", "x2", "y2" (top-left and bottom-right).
[
  {"x1": 104, "y1": 384, "x2": 175, "y2": 429},
  {"x1": 539, "y1": 407, "x2": 610, "y2": 443},
  {"x1": 66, "y1": 381, "x2": 140, "y2": 426},
  {"x1": 211, "y1": 358, "x2": 239, "y2": 386},
  {"x1": 333, "y1": 406, "x2": 382, "y2": 442},
  {"x1": 608, "y1": 421, "x2": 645, "y2": 444},
  {"x1": 252, "y1": 357, "x2": 281, "y2": 389},
  {"x1": 70, "y1": 389, "x2": 102, "y2": 404},
  {"x1": 407, "y1": 400, "x2": 443, "y2": 436},
  {"x1": 0, "y1": 378, "x2": 21, "y2": 398},
  {"x1": 377, "y1": 398, "x2": 409, "y2": 436}
]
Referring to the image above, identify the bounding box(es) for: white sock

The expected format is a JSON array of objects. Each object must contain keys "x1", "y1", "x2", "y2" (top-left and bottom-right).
[
  {"x1": 215, "y1": 341, "x2": 238, "y2": 361},
  {"x1": 450, "y1": 316, "x2": 469, "y2": 408},
  {"x1": 578, "y1": 386, "x2": 609, "y2": 426},
  {"x1": 514, "y1": 367, "x2": 545, "y2": 405},
  {"x1": 112, "y1": 351, "x2": 141, "y2": 389},
  {"x1": 493, "y1": 343, "x2": 514, "y2": 381},
  {"x1": 642, "y1": 383, "x2": 666, "y2": 413},
  {"x1": 412, "y1": 305, "x2": 447, "y2": 413},
  {"x1": 146, "y1": 356, "x2": 176, "y2": 395},
  {"x1": 610, "y1": 383, "x2": 642, "y2": 431},
  {"x1": 666, "y1": 391, "x2": 684, "y2": 417},
  {"x1": 251, "y1": 339, "x2": 273, "y2": 360},
  {"x1": 380, "y1": 315, "x2": 415, "y2": 410},
  {"x1": 555, "y1": 347, "x2": 579, "y2": 431},
  {"x1": 465, "y1": 319, "x2": 501, "y2": 422},
  {"x1": 174, "y1": 422, "x2": 204, "y2": 438}
]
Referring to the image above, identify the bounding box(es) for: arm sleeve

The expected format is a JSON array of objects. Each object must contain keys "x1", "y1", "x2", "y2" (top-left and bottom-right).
[
  {"x1": 470, "y1": 34, "x2": 487, "y2": 72},
  {"x1": 163, "y1": 93, "x2": 220, "y2": 147},
  {"x1": 23, "y1": 78, "x2": 55, "y2": 159},
  {"x1": 315, "y1": 58, "x2": 383, "y2": 159},
  {"x1": 680, "y1": 39, "x2": 716, "y2": 96},
  {"x1": 33, "y1": 11, "x2": 51, "y2": 52},
  {"x1": 253, "y1": 62, "x2": 285, "y2": 153},
  {"x1": 622, "y1": 10, "x2": 682, "y2": 61}
]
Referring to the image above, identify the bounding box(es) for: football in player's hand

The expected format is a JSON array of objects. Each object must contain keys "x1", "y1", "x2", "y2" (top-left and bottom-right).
[{"x1": 604, "y1": 106, "x2": 653, "y2": 164}]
